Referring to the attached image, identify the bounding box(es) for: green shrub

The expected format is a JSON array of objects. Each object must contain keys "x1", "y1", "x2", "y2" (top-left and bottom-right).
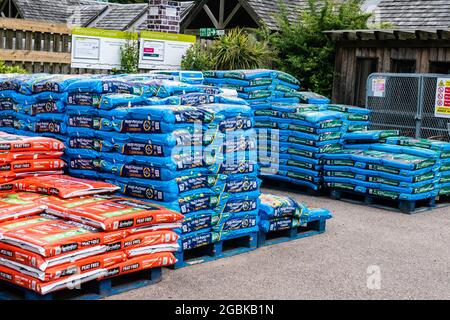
[
  {"x1": 181, "y1": 43, "x2": 214, "y2": 71},
  {"x1": 120, "y1": 32, "x2": 139, "y2": 74},
  {"x1": 0, "y1": 61, "x2": 27, "y2": 74},
  {"x1": 181, "y1": 28, "x2": 272, "y2": 71},
  {"x1": 265, "y1": 0, "x2": 372, "y2": 96},
  {"x1": 212, "y1": 28, "x2": 271, "y2": 70}
]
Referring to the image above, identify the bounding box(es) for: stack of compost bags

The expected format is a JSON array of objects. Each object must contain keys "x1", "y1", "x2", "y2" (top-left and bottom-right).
[
  {"x1": 1, "y1": 74, "x2": 87, "y2": 139},
  {"x1": 258, "y1": 193, "x2": 332, "y2": 234},
  {"x1": 385, "y1": 136, "x2": 450, "y2": 198},
  {"x1": 0, "y1": 175, "x2": 182, "y2": 296},
  {"x1": 327, "y1": 104, "x2": 371, "y2": 132},
  {"x1": 63, "y1": 76, "x2": 261, "y2": 255},
  {"x1": 257, "y1": 105, "x2": 346, "y2": 191},
  {"x1": 0, "y1": 132, "x2": 65, "y2": 191},
  {"x1": 323, "y1": 142, "x2": 440, "y2": 201}
]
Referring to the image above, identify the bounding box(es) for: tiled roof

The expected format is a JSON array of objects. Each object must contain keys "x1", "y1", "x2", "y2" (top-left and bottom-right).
[
  {"x1": 91, "y1": 3, "x2": 148, "y2": 30},
  {"x1": 246, "y1": 0, "x2": 307, "y2": 30},
  {"x1": 11, "y1": 0, "x2": 189, "y2": 31},
  {"x1": 378, "y1": 0, "x2": 450, "y2": 28}
]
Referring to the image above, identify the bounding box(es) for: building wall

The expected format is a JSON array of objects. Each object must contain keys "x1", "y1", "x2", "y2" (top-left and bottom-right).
[{"x1": 332, "y1": 41, "x2": 450, "y2": 106}]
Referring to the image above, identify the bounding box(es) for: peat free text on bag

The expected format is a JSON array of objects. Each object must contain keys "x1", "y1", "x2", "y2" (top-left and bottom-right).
[
  {"x1": 42, "y1": 195, "x2": 184, "y2": 231},
  {"x1": 15, "y1": 175, "x2": 120, "y2": 198}
]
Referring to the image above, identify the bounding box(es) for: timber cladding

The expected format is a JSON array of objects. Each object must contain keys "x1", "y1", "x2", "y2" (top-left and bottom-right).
[
  {"x1": 0, "y1": 18, "x2": 102, "y2": 74},
  {"x1": 328, "y1": 29, "x2": 450, "y2": 107}
]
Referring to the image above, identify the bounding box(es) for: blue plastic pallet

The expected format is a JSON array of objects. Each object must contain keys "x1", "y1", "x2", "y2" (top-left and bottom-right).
[
  {"x1": 0, "y1": 267, "x2": 162, "y2": 300},
  {"x1": 172, "y1": 232, "x2": 258, "y2": 269},
  {"x1": 328, "y1": 188, "x2": 445, "y2": 214},
  {"x1": 257, "y1": 218, "x2": 327, "y2": 248}
]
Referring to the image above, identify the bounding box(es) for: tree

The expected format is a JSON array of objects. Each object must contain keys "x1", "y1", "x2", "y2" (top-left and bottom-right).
[{"x1": 267, "y1": 0, "x2": 372, "y2": 96}]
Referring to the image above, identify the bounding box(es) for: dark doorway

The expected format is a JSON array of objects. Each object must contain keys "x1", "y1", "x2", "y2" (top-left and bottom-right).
[{"x1": 354, "y1": 58, "x2": 378, "y2": 107}]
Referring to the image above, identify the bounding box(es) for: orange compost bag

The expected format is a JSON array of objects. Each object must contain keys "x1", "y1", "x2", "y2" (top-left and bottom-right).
[
  {"x1": 0, "y1": 263, "x2": 107, "y2": 295},
  {"x1": 0, "y1": 159, "x2": 65, "y2": 175},
  {"x1": 42, "y1": 195, "x2": 184, "y2": 231},
  {"x1": 0, "y1": 192, "x2": 47, "y2": 223},
  {"x1": 0, "y1": 214, "x2": 125, "y2": 257},
  {"x1": 103, "y1": 252, "x2": 177, "y2": 279},
  {"x1": 0, "y1": 151, "x2": 64, "y2": 164},
  {"x1": 0, "y1": 251, "x2": 126, "y2": 282},
  {"x1": 15, "y1": 175, "x2": 119, "y2": 198},
  {"x1": 0, "y1": 134, "x2": 64, "y2": 152}
]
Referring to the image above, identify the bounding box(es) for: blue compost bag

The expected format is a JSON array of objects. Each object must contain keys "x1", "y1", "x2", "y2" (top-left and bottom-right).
[
  {"x1": 66, "y1": 92, "x2": 103, "y2": 107},
  {"x1": 271, "y1": 103, "x2": 325, "y2": 114},
  {"x1": 103, "y1": 104, "x2": 252, "y2": 123},
  {"x1": 211, "y1": 225, "x2": 259, "y2": 242},
  {"x1": 286, "y1": 92, "x2": 331, "y2": 104},
  {"x1": 99, "y1": 157, "x2": 214, "y2": 182},
  {"x1": 203, "y1": 76, "x2": 274, "y2": 87},
  {"x1": 0, "y1": 74, "x2": 29, "y2": 91},
  {"x1": 178, "y1": 211, "x2": 215, "y2": 234},
  {"x1": 135, "y1": 79, "x2": 202, "y2": 98},
  {"x1": 146, "y1": 93, "x2": 247, "y2": 106},
  {"x1": 259, "y1": 193, "x2": 309, "y2": 219},
  {"x1": 98, "y1": 93, "x2": 147, "y2": 110},
  {"x1": 343, "y1": 130, "x2": 400, "y2": 143},
  {"x1": 279, "y1": 130, "x2": 343, "y2": 146},
  {"x1": 212, "y1": 211, "x2": 259, "y2": 234},
  {"x1": 214, "y1": 192, "x2": 260, "y2": 215},
  {"x1": 0, "y1": 115, "x2": 15, "y2": 131},
  {"x1": 66, "y1": 78, "x2": 141, "y2": 94},
  {"x1": 108, "y1": 177, "x2": 198, "y2": 202},
  {"x1": 18, "y1": 75, "x2": 84, "y2": 95},
  {"x1": 0, "y1": 97, "x2": 13, "y2": 111},
  {"x1": 15, "y1": 100, "x2": 66, "y2": 115},
  {"x1": 14, "y1": 113, "x2": 66, "y2": 135},
  {"x1": 324, "y1": 165, "x2": 439, "y2": 183},
  {"x1": 209, "y1": 159, "x2": 259, "y2": 176},
  {"x1": 278, "y1": 142, "x2": 343, "y2": 159},
  {"x1": 66, "y1": 134, "x2": 115, "y2": 153},
  {"x1": 215, "y1": 175, "x2": 261, "y2": 195},
  {"x1": 110, "y1": 173, "x2": 227, "y2": 198},
  {"x1": 349, "y1": 144, "x2": 439, "y2": 160},
  {"x1": 204, "y1": 69, "x2": 275, "y2": 80},
  {"x1": 100, "y1": 150, "x2": 210, "y2": 172},
  {"x1": 66, "y1": 114, "x2": 103, "y2": 130},
  {"x1": 178, "y1": 229, "x2": 213, "y2": 251},
  {"x1": 386, "y1": 137, "x2": 450, "y2": 159}
]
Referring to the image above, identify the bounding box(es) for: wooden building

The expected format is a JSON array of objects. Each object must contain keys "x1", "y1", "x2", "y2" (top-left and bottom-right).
[{"x1": 326, "y1": 29, "x2": 450, "y2": 107}]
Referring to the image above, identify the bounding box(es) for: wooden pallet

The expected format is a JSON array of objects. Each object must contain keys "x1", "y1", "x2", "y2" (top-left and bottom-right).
[
  {"x1": 257, "y1": 218, "x2": 328, "y2": 248},
  {"x1": 0, "y1": 267, "x2": 162, "y2": 300},
  {"x1": 172, "y1": 232, "x2": 258, "y2": 269},
  {"x1": 328, "y1": 188, "x2": 440, "y2": 214}
]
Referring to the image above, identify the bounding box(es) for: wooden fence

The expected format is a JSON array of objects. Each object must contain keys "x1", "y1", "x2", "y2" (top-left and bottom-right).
[{"x1": 0, "y1": 18, "x2": 124, "y2": 74}]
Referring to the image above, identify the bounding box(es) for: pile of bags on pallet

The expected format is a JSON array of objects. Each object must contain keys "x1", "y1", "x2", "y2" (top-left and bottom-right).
[
  {"x1": 64, "y1": 75, "x2": 261, "y2": 254},
  {"x1": 323, "y1": 130, "x2": 442, "y2": 201},
  {"x1": 258, "y1": 193, "x2": 332, "y2": 233},
  {"x1": 385, "y1": 136, "x2": 450, "y2": 198},
  {"x1": 0, "y1": 174, "x2": 183, "y2": 295},
  {"x1": 0, "y1": 133, "x2": 65, "y2": 193},
  {"x1": 1, "y1": 72, "x2": 262, "y2": 258}
]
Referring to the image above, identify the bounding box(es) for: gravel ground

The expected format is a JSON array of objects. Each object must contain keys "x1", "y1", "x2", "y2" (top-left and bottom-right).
[{"x1": 108, "y1": 187, "x2": 450, "y2": 300}]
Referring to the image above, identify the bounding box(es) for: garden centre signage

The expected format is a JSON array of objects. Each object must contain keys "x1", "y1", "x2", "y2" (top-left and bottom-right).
[
  {"x1": 138, "y1": 31, "x2": 196, "y2": 70},
  {"x1": 71, "y1": 28, "x2": 137, "y2": 70},
  {"x1": 435, "y1": 78, "x2": 450, "y2": 118}
]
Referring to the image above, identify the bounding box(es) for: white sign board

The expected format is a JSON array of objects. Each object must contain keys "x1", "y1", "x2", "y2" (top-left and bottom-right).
[
  {"x1": 138, "y1": 31, "x2": 196, "y2": 70},
  {"x1": 435, "y1": 78, "x2": 450, "y2": 118},
  {"x1": 71, "y1": 28, "x2": 137, "y2": 70}
]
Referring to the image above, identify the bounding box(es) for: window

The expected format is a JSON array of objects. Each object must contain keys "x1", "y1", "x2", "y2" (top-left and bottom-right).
[
  {"x1": 354, "y1": 58, "x2": 378, "y2": 107},
  {"x1": 429, "y1": 61, "x2": 450, "y2": 74},
  {"x1": 391, "y1": 59, "x2": 416, "y2": 73}
]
